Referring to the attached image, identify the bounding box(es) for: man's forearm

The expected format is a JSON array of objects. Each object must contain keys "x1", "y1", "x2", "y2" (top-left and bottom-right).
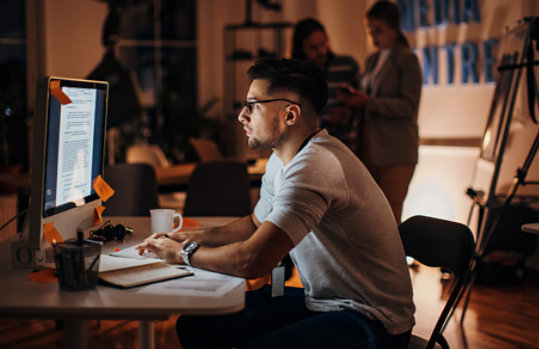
[
  {"x1": 190, "y1": 221, "x2": 293, "y2": 279},
  {"x1": 196, "y1": 214, "x2": 258, "y2": 246}
]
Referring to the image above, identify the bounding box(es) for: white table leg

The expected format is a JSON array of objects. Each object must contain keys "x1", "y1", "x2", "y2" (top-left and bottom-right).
[
  {"x1": 63, "y1": 319, "x2": 87, "y2": 349},
  {"x1": 139, "y1": 320, "x2": 155, "y2": 349}
]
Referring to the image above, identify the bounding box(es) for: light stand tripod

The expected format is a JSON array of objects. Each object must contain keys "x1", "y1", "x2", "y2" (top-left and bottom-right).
[
  {"x1": 458, "y1": 127, "x2": 539, "y2": 326},
  {"x1": 455, "y1": 17, "x2": 539, "y2": 326}
]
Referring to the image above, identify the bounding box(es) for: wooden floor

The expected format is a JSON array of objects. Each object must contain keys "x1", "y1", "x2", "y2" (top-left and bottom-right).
[{"x1": 1, "y1": 265, "x2": 538, "y2": 349}]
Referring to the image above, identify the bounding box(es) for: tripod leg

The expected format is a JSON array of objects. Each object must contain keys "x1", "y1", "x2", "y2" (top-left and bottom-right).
[
  {"x1": 444, "y1": 269, "x2": 470, "y2": 330},
  {"x1": 460, "y1": 267, "x2": 478, "y2": 327},
  {"x1": 443, "y1": 281, "x2": 464, "y2": 331},
  {"x1": 455, "y1": 202, "x2": 484, "y2": 327}
]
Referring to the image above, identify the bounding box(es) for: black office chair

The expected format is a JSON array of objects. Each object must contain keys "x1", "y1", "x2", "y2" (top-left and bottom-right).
[
  {"x1": 183, "y1": 161, "x2": 251, "y2": 217},
  {"x1": 399, "y1": 215, "x2": 475, "y2": 349},
  {"x1": 103, "y1": 163, "x2": 160, "y2": 216}
]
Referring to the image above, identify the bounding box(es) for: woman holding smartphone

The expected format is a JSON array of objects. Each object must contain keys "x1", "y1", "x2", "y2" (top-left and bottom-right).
[{"x1": 338, "y1": 1, "x2": 422, "y2": 224}]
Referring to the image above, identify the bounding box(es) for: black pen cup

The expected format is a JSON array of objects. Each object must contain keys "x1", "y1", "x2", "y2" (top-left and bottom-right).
[{"x1": 53, "y1": 238, "x2": 101, "y2": 291}]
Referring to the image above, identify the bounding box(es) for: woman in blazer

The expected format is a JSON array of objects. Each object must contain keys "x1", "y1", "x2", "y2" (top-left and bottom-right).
[{"x1": 338, "y1": 1, "x2": 422, "y2": 224}]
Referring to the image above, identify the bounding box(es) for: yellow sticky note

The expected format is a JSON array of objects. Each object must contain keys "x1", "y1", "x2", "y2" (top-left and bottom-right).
[
  {"x1": 43, "y1": 222, "x2": 64, "y2": 245},
  {"x1": 50, "y1": 80, "x2": 72, "y2": 105},
  {"x1": 94, "y1": 206, "x2": 106, "y2": 224},
  {"x1": 93, "y1": 175, "x2": 115, "y2": 202}
]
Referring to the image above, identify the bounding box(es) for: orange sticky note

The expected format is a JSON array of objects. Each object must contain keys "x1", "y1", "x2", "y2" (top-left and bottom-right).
[
  {"x1": 93, "y1": 175, "x2": 115, "y2": 202},
  {"x1": 28, "y1": 269, "x2": 57, "y2": 284},
  {"x1": 182, "y1": 218, "x2": 199, "y2": 228},
  {"x1": 94, "y1": 206, "x2": 106, "y2": 224},
  {"x1": 113, "y1": 248, "x2": 120, "y2": 252},
  {"x1": 245, "y1": 274, "x2": 271, "y2": 291},
  {"x1": 43, "y1": 222, "x2": 64, "y2": 245},
  {"x1": 50, "y1": 80, "x2": 72, "y2": 105}
]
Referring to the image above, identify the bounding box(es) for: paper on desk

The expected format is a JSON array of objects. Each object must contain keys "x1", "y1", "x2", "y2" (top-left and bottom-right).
[
  {"x1": 136, "y1": 267, "x2": 244, "y2": 297},
  {"x1": 99, "y1": 254, "x2": 162, "y2": 273},
  {"x1": 110, "y1": 246, "x2": 161, "y2": 260}
]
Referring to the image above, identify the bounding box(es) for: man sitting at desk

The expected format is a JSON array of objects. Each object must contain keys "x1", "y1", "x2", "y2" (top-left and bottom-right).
[{"x1": 136, "y1": 58, "x2": 414, "y2": 349}]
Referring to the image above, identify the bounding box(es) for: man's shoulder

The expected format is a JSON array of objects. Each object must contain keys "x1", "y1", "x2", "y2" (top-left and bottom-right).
[
  {"x1": 294, "y1": 133, "x2": 350, "y2": 170},
  {"x1": 265, "y1": 152, "x2": 283, "y2": 171}
]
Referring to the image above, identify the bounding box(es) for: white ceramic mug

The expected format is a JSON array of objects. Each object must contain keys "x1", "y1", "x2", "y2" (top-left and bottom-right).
[{"x1": 150, "y1": 209, "x2": 183, "y2": 234}]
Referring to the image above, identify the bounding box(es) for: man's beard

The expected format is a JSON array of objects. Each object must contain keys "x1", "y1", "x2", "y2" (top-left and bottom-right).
[
  {"x1": 246, "y1": 124, "x2": 286, "y2": 150},
  {"x1": 247, "y1": 136, "x2": 275, "y2": 150},
  {"x1": 247, "y1": 137, "x2": 265, "y2": 149}
]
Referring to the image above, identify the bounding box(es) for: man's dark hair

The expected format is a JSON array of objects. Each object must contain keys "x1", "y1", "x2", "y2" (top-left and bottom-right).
[
  {"x1": 291, "y1": 18, "x2": 333, "y2": 60},
  {"x1": 247, "y1": 58, "x2": 328, "y2": 114}
]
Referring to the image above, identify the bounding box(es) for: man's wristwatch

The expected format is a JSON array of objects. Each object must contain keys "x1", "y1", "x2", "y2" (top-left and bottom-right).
[{"x1": 181, "y1": 241, "x2": 200, "y2": 266}]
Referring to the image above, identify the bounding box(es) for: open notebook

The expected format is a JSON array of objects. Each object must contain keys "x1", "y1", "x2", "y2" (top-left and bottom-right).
[{"x1": 98, "y1": 254, "x2": 192, "y2": 288}]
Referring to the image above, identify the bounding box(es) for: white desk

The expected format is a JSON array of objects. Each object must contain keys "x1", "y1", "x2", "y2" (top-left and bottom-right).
[{"x1": 0, "y1": 216, "x2": 244, "y2": 349}]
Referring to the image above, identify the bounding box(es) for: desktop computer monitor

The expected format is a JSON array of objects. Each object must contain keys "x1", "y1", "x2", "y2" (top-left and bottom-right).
[{"x1": 12, "y1": 77, "x2": 108, "y2": 268}]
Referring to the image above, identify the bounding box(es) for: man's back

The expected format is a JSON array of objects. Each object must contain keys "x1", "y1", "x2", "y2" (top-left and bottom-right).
[{"x1": 254, "y1": 130, "x2": 415, "y2": 335}]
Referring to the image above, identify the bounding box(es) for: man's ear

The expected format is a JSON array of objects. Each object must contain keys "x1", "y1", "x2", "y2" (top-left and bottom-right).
[{"x1": 284, "y1": 104, "x2": 301, "y2": 125}]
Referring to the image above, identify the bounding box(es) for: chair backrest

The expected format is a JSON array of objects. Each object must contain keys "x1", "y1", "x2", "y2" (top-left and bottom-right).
[
  {"x1": 104, "y1": 163, "x2": 160, "y2": 216},
  {"x1": 399, "y1": 215, "x2": 475, "y2": 349},
  {"x1": 189, "y1": 137, "x2": 223, "y2": 162},
  {"x1": 183, "y1": 161, "x2": 251, "y2": 217},
  {"x1": 126, "y1": 144, "x2": 170, "y2": 168}
]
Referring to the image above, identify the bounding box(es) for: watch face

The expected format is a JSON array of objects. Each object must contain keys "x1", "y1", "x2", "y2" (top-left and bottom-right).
[
  {"x1": 182, "y1": 241, "x2": 199, "y2": 266},
  {"x1": 184, "y1": 241, "x2": 198, "y2": 253}
]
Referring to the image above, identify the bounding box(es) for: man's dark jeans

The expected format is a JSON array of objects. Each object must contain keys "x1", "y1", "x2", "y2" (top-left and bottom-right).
[{"x1": 177, "y1": 285, "x2": 411, "y2": 349}]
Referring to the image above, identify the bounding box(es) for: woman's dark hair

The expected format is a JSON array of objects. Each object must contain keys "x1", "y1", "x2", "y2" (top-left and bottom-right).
[
  {"x1": 367, "y1": 0, "x2": 409, "y2": 48},
  {"x1": 291, "y1": 18, "x2": 331, "y2": 59},
  {"x1": 247, "y1": 58, "x2": 328, "y2": 114}
]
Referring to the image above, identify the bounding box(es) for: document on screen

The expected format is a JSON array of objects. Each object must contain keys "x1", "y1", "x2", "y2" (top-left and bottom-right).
[{"x1": 56, "y1": 86, "x2": 97, "y2": 206}]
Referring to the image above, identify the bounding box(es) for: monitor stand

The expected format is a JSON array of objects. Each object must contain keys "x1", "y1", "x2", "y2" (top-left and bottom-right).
[{"x1": 11, "y1": 200, "x2": 101, "y2": 269}]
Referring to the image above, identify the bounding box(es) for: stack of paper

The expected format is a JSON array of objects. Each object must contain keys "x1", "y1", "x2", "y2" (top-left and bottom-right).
[{"x1": 98, "y1": 253, "x2": 192, "y2": 288}]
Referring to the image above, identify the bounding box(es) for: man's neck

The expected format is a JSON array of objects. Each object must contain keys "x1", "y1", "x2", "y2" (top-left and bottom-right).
[{"x1": 274, "y1": 127, "x2": 320, "y2": 164}]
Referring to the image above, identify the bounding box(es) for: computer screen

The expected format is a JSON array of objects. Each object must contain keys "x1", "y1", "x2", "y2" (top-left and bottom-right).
[
  {"x1": 12, "y1": 77, "x2": 108, "y2": 267},
  {"x1": 42, "y1": 79, "x2": 106, "y2": 216}
]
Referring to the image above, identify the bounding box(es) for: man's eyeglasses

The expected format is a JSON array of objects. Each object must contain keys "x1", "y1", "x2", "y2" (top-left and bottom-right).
[{"x1": 243, "y1": 98, "x2": 301, "y2": 114}]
